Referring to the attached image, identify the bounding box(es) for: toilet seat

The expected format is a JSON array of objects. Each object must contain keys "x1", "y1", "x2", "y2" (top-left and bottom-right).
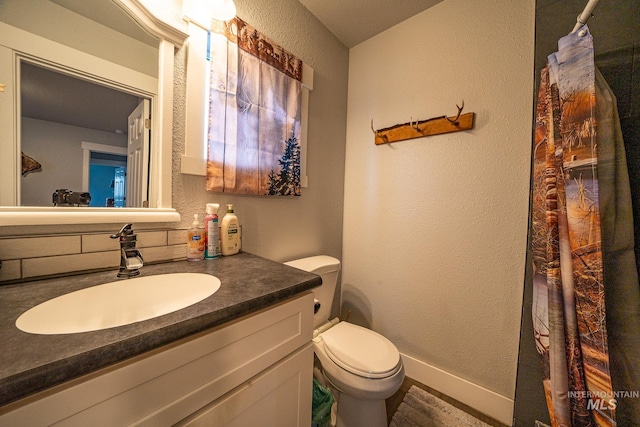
[{"x1": 319, "y1": 322, "x2": 401, "y2": 379}]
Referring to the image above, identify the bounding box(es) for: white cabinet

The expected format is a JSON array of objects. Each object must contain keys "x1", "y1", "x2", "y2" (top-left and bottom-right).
[
  {"x1": 0, "y1": 293, "x2": 314, "y2": 427},
  {"x1": 177, "y1": 343, "x2": 313, "y2": 426}
]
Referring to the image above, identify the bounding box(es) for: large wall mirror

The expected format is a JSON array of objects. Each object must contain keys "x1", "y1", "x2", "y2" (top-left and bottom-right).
[{"x1": 0, "y1": 0, "x2": 187, "y2": 225}]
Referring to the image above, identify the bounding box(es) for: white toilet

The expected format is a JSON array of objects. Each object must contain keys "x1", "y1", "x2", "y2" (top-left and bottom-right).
[{"x1": 284, "y1": 255, "x2": 404, "y2": 427}]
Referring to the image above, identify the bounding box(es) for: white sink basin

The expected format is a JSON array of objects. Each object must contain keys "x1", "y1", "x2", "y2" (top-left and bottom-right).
[{"x1": 16, "y1": 273, "x2": 221, "y2": 335}]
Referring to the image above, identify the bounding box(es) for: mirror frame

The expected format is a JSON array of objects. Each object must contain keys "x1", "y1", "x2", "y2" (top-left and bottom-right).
[{"x1": 0, "y1": 0, "x2": 188, "y2": 226}]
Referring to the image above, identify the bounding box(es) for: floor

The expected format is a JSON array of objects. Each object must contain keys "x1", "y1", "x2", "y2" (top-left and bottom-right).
[{"x1": 385, "y1": 377, "x2": 510, "y2": 427}]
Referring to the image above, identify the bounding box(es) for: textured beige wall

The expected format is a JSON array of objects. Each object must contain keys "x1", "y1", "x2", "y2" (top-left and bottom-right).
[
  {"x1": 343, "y1": 0, "x2": 535, "y2": 400},
  {"x1": 172, "y1": 0, "x2": 349, "y2": 263}
]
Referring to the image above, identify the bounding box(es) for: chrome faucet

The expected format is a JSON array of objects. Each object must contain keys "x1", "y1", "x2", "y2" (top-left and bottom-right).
[{"x1": 110, "y1": 224, "x2": 144, "y2": 278}]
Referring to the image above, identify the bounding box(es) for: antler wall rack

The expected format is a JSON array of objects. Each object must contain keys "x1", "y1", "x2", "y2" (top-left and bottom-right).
[{"x1": 371, "y1": 101, "x2": 474, "y2": 145}]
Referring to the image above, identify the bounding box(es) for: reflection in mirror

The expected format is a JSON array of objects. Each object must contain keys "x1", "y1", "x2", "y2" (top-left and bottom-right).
[
  {"x1": 0, "y1": 0, "x2": 188, "y2": 224},
  {"x1": 89, "y1": 153, "x2": 127, "y2": 208},
  {"x1": 20, "y1": 62, "x2": 148, "y2": 207}
]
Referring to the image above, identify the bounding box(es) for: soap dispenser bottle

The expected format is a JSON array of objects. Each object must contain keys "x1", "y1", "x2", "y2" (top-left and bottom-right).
[
  {"x1": 187, "y1": 214, "x2": 205, "y2": 261},
  {"x1": 220, "y1": 204, "x2": 240, "y2": 256}
]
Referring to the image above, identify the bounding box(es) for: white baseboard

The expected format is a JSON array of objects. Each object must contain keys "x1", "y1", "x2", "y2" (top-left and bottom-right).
[{"x1": 400, "y1": 353, "x2": 514, "y2": 426}]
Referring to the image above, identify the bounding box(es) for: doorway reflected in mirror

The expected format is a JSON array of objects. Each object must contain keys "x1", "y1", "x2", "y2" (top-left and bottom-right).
[
  {"x1": 89, "y1": 153, "x2": 127, "y2": 208},
  {"x1": 19, "y1": 62, "x2": 149, "y2": 207}
]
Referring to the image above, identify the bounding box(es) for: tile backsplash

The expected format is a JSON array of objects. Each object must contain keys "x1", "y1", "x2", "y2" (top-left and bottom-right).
[{"x1": 0, "y1": 228, "x2": 187, "y2": 283}]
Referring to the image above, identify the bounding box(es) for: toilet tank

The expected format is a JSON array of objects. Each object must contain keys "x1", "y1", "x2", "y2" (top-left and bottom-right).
[{"x1": 284, "y1": 255, "x2": 340, "y2": 328}]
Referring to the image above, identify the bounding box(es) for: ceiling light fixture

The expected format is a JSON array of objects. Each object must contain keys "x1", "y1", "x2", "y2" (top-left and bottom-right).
[
  {"x1": 211, "y1": 0, "x2": 236, "y2": 22},
  {"x1": 183, "y1": 0, "x2": 236, "y2": 26}
]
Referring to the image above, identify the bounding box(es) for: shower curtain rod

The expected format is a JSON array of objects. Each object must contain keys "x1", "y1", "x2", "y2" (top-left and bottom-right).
[{"x1": 571, "y1": 0, "x2": 600, "y2": 33}]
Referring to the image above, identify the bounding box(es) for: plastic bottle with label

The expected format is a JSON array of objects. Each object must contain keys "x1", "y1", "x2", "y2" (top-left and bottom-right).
[
  {"x1": 220, "y1": 204, "x2": 240, "y2": 256},
  {"x1": 187, "y1": 214, "x2": 205, "y2": 261},
  {"x1": 204, "y1": 203, "x2": 220, "y2": 259}
]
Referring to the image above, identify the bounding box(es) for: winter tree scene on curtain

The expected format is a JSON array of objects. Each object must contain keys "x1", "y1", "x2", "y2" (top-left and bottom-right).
[{"x1": 266, "y1": 133, "x2": 301, "y2": 196}]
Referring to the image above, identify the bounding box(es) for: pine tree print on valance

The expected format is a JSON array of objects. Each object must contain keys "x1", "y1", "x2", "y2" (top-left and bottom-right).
[{"x1": 206, "y1": 17, "x2": 303, "y2": 196}]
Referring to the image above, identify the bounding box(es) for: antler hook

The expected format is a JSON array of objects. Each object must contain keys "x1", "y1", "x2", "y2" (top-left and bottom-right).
[
  {"x1": 371, "y1": 119, "x2": 389, "y2": 143},
  {"x1": 446, "y1": 100, "x2": 464, "y2": 125},
  {"x1": 410, "y1": 117, "x2": 420, "y2": 131}
]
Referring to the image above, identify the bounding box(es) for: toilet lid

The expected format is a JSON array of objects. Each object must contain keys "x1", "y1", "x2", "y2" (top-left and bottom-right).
[{"x1": 320, "y1": 322, "x2": 401, "y2": 379}]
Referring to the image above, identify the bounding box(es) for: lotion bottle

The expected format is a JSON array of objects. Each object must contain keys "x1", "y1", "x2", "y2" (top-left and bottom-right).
[
  {"x1": 204, "y1": 203, "x2": 220, "y2": 259},
  {"x1": 187, "y1": 214, "x2": 205, "y2": 261},
  {"x1": 221, "y1": 204, "x2": 240, "y2": 256}
]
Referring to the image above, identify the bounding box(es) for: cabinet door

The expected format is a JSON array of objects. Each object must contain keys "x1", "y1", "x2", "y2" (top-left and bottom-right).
[{"x1": 177, "y1": 342, "x2": 313, "y2": 427}]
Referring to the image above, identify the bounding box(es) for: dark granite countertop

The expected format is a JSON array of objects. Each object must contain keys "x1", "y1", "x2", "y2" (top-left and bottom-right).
[{"x1": 0, "y1": 252, "x2": 321, "y2": 407}]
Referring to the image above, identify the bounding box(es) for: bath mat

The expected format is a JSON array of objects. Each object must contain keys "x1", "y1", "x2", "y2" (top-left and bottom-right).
[{"x1": 390, "y1": 385, "x2": 491, "y2": 427}]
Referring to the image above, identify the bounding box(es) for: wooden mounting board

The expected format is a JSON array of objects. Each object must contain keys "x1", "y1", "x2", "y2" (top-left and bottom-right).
[{"x1": 374, "y1": 112, "x2": 475, "y2": 145}]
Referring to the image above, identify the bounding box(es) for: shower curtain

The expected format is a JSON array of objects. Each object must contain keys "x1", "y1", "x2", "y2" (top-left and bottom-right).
[{"x1": 530, "y1": 25, "x2": 640, "y2": 426}]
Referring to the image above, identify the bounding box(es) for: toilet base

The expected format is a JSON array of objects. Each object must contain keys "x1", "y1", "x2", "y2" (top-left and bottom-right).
[{"x1": 336, "y1": 393, "x2": 387, "y2": 427}]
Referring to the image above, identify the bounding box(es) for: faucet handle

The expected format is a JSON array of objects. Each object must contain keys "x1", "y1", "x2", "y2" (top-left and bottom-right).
[{"x1": 110, "y1": 224, "x2": 135, "y2": 240}]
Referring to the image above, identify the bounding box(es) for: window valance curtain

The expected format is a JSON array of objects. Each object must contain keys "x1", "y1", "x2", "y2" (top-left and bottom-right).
[{"x1": 206, "y1": 17, "x2": 303, "y2": 196}]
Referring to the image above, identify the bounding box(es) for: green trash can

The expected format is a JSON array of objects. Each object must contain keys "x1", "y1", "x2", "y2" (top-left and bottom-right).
[{"x1": 311, "y1": 378, "x2": 334, "y2": 427}]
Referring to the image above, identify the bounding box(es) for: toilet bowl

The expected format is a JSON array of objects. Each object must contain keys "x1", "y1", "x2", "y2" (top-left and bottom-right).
[{"x1": 284, "y1": 256, "x2": 405, "y2": 427}]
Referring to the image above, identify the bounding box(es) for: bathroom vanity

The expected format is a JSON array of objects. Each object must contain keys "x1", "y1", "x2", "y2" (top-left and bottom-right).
[{"x1": 0, "y1": 253, "x2": 320, "y2": 426}]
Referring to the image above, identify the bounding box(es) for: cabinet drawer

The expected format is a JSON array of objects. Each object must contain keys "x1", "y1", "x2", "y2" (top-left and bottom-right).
[
  {"x1": 177, "y1": 342, "x2": 313, "y2": 427},
  {"x1": 0, "y1": 293, "x2": 314, "y2": 427}
]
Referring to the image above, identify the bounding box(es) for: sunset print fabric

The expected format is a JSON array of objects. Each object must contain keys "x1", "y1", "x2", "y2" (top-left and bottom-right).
[{"x1": 530, "y1": 26, "x2": 616, "y2": 426}]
